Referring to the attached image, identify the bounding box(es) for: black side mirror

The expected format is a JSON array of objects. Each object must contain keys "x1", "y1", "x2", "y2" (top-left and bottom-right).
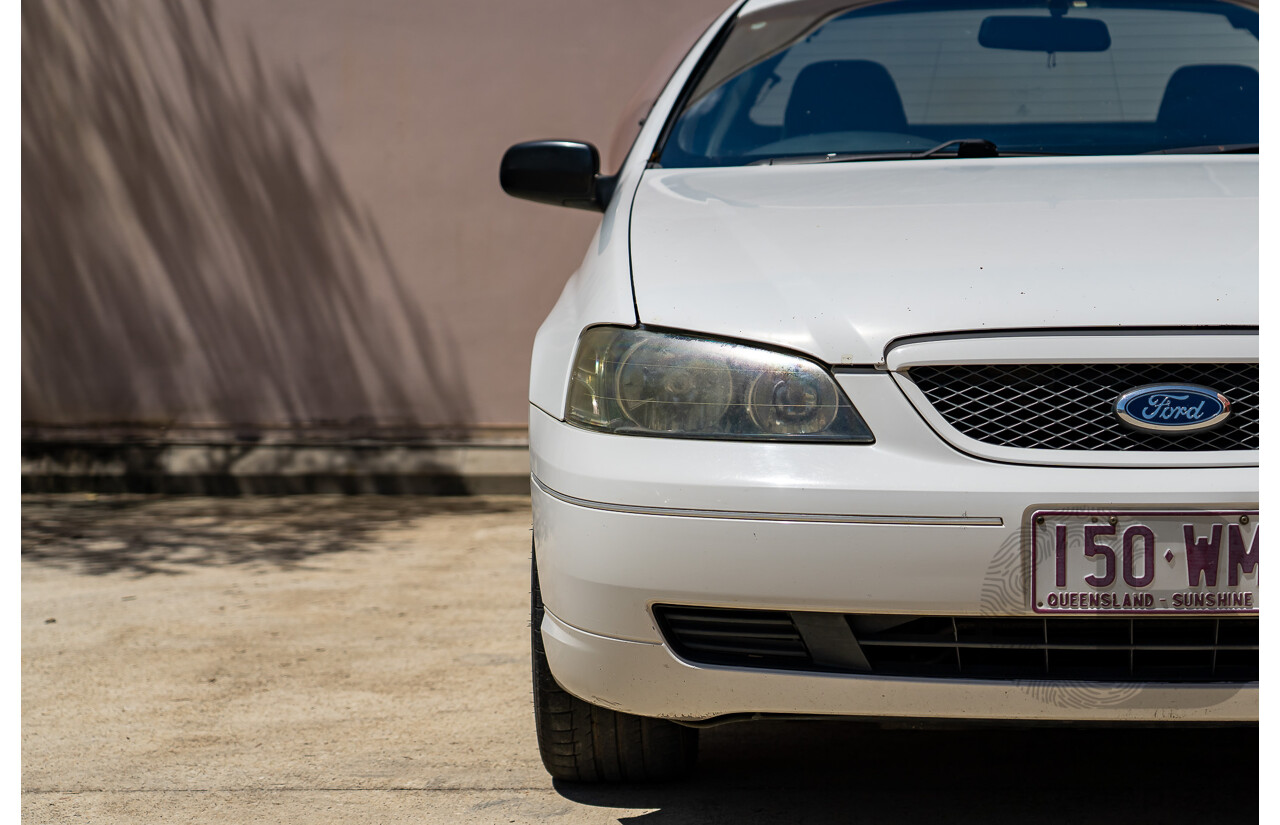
[{"x1": 500, "y1": 140, "x2": 616, "y2": 212}]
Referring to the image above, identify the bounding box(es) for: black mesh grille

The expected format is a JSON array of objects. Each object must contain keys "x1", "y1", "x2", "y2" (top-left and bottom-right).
[
  {"x1": 905, "y1": 363, "x2": 1257, "y2": 452},
  {"x1": 654, "y1": 606, "x2": 808, "y2": 669},
  {"x1": 655, "y1": 606, "x2": 1259, "y2": 683},
  {"x1": 852, "y1": 615, "x2": 1258, "y2": 682}
]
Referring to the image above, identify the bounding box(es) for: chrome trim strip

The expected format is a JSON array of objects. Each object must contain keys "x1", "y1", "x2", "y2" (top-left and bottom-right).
[
  {"x1": 531, "y1": 475, "x2": 1004, "y2": 527},
  {"x1": 884, "y1": 336, "x2": 1258, "y2": 371},
  {"x1": 884, "y1": 326, "x2": 1259, "y2": 353}
]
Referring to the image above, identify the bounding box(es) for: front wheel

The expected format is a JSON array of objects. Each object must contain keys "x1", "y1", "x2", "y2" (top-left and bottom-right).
[{"x1": 531, "y1": 552, "x2": 698, "y2": 782}]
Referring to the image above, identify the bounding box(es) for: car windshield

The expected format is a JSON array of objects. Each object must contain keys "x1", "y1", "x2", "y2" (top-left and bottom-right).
[{"x1": 657, "y1": 0, "x2": 1258, "y2": 166}]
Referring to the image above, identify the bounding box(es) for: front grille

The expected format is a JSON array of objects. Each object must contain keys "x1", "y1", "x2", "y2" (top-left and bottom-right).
[
  {"x1": 654, "y1": 606, "x2": 808, "y2": 669},
  {"x1": 852, "y1": 615, "x2": 1258, "y2": 682},
  {"x1": 905, "y1": 363, "x2": 1257, "y2": 452},
  {"x1": 654, "y1": 606, "x2": 1258, "y2": 683}
]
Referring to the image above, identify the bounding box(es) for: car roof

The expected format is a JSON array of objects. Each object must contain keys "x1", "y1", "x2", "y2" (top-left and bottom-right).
[{"x1": 737, "y1": 0, "x2": 1259, "y2": 14}]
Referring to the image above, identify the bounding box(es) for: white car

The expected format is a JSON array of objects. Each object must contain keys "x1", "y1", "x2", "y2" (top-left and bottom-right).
[{"x1": 501, "y1": 0, "x2": 1258, "y2": 782}]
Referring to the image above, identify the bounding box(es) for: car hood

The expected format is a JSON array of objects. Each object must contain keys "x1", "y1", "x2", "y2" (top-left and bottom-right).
[{"x1": 628, "y1": 156, "x2": 1257, "y2": 365}]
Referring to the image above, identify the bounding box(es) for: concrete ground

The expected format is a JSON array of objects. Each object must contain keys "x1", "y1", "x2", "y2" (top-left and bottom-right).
[{"x1": 22, "y1": 495, "x2": 1257, "y2": 824}]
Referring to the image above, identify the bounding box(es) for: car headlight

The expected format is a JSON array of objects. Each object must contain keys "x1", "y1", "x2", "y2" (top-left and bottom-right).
[{"x1": 565, "y1": 326, "x2": 874, "y2": 442}]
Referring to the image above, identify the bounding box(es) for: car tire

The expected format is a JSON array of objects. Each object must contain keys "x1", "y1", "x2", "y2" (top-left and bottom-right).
[{"x1": 531, "y1": 551, "x2": 698, "y2": 782}]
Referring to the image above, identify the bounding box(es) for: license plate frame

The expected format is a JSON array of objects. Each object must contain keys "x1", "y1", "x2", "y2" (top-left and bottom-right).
[{"x1": 1030, "y1": 509, "x2": 1258, "y2": 615}]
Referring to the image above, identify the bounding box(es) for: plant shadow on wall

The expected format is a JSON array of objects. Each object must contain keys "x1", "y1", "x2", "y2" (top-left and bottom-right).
[{"x1": 21, "y1": 0, "x2": 472, "y2": 435}]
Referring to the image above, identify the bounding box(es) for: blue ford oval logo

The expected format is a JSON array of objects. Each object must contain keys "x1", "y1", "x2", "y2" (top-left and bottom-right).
[{"x1": 1114, "y1": 384, "x2": 1231, "y2": 433}]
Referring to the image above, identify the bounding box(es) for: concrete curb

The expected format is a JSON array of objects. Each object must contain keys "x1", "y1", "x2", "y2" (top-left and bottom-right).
[{"x1": 22, "y1": 429, "x2": 531, "y2": 495}]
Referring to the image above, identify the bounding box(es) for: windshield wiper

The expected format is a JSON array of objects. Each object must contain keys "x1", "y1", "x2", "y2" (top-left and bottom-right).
[
  {"x1": 747, "y1": 140, "x2": 1256, "y2": 165},
  {"x1": 914, "y1": 139, "x2": 1000, "y2": 158},
  {"x1": 1143, "y1": 144, "x2": 1258, "y2": 155},
  {"x1": 750, "y1": 138, "x2": 1008, "y2": 166}
]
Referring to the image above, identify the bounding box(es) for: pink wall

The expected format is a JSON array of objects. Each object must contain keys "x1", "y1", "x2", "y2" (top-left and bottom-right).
[{"x1": 22, "y1": 0, "x2": 728, "y2": 435}]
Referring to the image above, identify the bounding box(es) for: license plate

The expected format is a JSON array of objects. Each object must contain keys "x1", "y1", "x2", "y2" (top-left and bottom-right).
[{"x1": 1031, "y1": 510, "x2": 1258, "y2": 614}]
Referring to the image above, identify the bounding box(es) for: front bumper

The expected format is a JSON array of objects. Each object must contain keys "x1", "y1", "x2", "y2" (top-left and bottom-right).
[
  {"x1": 529, "y1": 370, "x2": 1258, "y2": 722},
  {"x1": 541, "y1": 608, "x2": 1255, "y2": 723}
]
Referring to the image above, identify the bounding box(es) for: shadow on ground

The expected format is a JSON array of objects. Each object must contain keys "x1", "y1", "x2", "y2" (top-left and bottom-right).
[
  {"x1": 21, "y1": 495, "x2": 528, "y2": 576},
  {"x1": 558, "y1": 720, "x2": 1257, "y2": 824}
]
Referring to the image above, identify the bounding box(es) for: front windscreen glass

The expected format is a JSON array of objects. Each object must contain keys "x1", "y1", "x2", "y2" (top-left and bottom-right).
[{"x1": 657, "y1": 0, "x2": 1258, "y2": 166}]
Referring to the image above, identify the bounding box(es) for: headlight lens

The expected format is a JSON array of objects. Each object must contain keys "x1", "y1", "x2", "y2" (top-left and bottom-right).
[{"x1": 565, "y1": 327, "x2": 874, "y2": 442}]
